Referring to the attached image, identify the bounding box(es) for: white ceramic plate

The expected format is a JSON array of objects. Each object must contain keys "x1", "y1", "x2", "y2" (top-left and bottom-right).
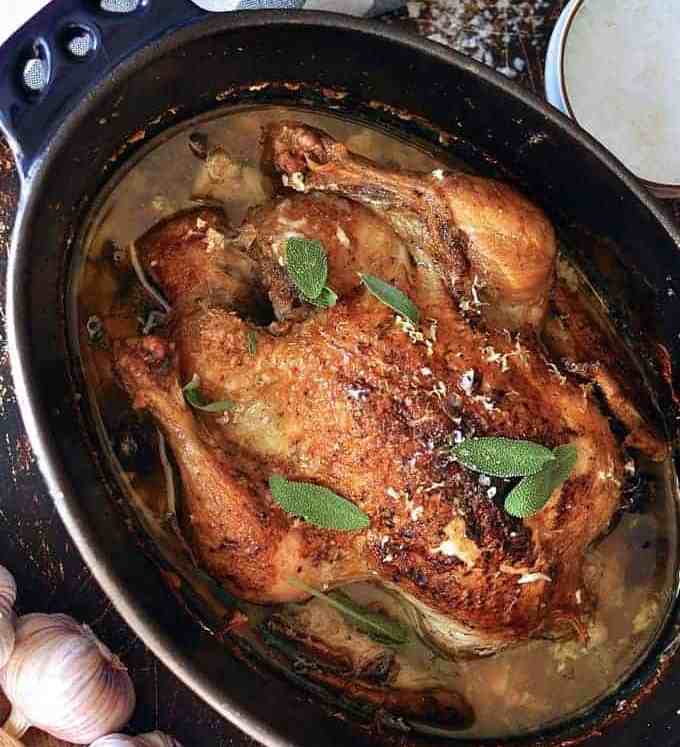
[{"x1": 545, "y1": 0, "x2": 680, "y2": 199}]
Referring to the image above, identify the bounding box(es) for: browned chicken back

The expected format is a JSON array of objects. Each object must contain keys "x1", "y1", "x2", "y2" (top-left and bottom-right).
[{"x1": 113, "y1": 123, "x2": 666, "y2": 656}]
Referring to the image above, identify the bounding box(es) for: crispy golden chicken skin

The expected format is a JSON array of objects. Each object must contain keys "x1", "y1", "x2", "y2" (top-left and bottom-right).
[{"x1": 113, "y1": 123, "x2": 666, "y2": 656}]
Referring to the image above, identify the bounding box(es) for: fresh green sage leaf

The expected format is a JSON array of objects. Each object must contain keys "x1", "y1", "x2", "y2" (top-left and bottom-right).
[
  {"x1": 269, "y1": 475, "x2": 369, "y2": 531},
  {"x1": 548, "y1": 444, "x2": 578, "y2": 490},
  {"x1": 289, "y1": 578, "x2": 411, "y2": 646},
  {"x1": 452, "y1": 436, "x2": 555, "y2": 478},
  {"x1": 359, "y1": 273, "x2": 420, "y2": 325},
  {"x1": 503, "y1": 468, "x2": 553, "y2": 518},
  {"x1": 247, "y1": 330, "x2": 258, "y2": 356},
  {"x1": 183, "y1": 374, "x2": 235, "y2": 413},
  {"x1": 305, "y1": 286, "x2": 338, "y2": 308},
  {"x1": 504, "y1": 442, "x2": 578, "y2": 518},
  {"x1": 286, "y1": 237, "x2": 329, "y2": 300}
]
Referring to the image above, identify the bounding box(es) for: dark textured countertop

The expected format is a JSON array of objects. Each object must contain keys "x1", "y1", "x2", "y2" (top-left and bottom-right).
[{"x1": 0, "y1": 2, "x2": 677, "y2": 745}]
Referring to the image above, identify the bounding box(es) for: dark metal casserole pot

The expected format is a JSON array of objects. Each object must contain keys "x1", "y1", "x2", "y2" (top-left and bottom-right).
[{"x1": 2, "y1": 2, "x2": 680, "y2": 745}]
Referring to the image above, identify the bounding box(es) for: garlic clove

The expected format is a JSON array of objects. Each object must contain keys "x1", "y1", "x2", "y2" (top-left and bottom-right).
[
  {"x1": 136, "y1": 733, "x2": 183, "y2": 747},
  {"x1": 0, "y1": 566, "x2": 17, "y2": 668},
  {"x1": 0, "y1": 614, "x2": 135, "y2": 744},
  {"x1": 90, "y1": 732, "x2": 183, "y2": 747}
]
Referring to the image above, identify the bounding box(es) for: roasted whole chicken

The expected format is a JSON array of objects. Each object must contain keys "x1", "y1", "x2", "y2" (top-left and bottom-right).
[{"x1": 114, "y1": 122, "x2": 666, "y2": 656}]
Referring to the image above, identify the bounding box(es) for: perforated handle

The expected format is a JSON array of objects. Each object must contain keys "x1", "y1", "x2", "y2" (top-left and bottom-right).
[{"x1": 0, "y1": 0, "x2": 206, "y2": 180}]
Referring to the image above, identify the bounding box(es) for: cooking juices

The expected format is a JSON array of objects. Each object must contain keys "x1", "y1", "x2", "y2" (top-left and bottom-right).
[{"x1": 72, "y1": 107, "x2": 678, "y2": 739}]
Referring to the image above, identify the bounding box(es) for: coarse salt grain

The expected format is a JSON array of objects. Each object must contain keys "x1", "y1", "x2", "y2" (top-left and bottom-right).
[{"x1": 460, "y1": 369, "x2": 475, "y2": 395}]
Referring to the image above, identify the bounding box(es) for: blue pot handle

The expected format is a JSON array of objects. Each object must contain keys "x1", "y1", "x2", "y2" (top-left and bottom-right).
[{"x1": 0, "y1": 0, "x2": 207, "y2": 180}]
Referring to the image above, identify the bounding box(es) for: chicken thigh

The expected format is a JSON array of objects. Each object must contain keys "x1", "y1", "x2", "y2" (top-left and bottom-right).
[{"x1": 113, "y1": 124, "x2": 666, "y2": 656}]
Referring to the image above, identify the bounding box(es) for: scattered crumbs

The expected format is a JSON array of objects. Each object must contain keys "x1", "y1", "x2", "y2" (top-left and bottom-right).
[
  {"x1": 432, "y1": 539, "x2": 459, "y2": 557},
  {"x1": 428, "y1": 318, "x2": 438, "y2": 342},
  {"x1": 470, "y1": 274, "x2": 486, "y2": 307},
  {"x1": 429, "y1": 381, "x2": 447, "y2": 400},
  {"x1": 430, "y1": 516, "x2": 481, "y2": 568},
  {"x1": 546, "y1": 361, "x2": 567, "y2": 385},
  {"x1": 335, "y1": 225, "x2": 350, "y2": 247},
  {"x1": 597, "y1": 470, "x2": 622, "y2": 487},
  {"x1": 518, "y1": 572, "x2": 552, "y2": 585},
  {"x1": 459, "y1": 368, "x2": 475, "y2": 395},
  {"x1": 347, "y1": 384, "x2": 369, "y2": 401},
  {"x1": 420, "y1": 367, "x2": 432, "y2": 377},
  {"x1": 458, "y1": 276, "x2": 486, "y2": 313},
  {"x1": 527, "y1": 132, "x2": 548, "y2": 146},
  {"x1": 282, "y1": 172, "x2": 306, "y2": 192},
  {"x1": 395, "y1": 315, "x2": 434, "y2": 356},
  {"x1": 474, "y1": 394, "x2": 496, "y2": 412},
  {"x1": 423, "y1": 481, "x2": 446, "y2": 493},
  {"x1": 206, "y1": 228, "x2": 225, "y2": 252},
  {"x1": 431, "y1": 168, "x2": 445, "y2": 181},
  {"x1": 482, "y1": 344, "x2": 517, "y2": 372}
]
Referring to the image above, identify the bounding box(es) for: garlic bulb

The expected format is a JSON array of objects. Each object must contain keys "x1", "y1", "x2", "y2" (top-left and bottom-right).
[
  {"x1": 90, "y1": 733, "x2": 182, "y2": 747},
  {"x1": 0, "y1": 614, "x2": 135, "y2": 744},
  {"x1": 0, "y1": 566, "x2": 17, "y2": 669}
]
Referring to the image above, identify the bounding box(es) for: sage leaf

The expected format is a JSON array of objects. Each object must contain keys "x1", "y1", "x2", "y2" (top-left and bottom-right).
[
  {"x1": 330, "y1": 590, "x2": 412, "y2": 646},
  {"x1": 247, "y1": 330, "x2": 258, "y2": 356},
  {"x1": 289, "y1": 578, "x2": 411, "y2": 646},
  {"x1": 269, "y1": 475, "x2": 369, "y2": 532},
  {"x1": 286, "y1": 237, "x2": 328, "y2": 300},
  {"x1": 548, "y1": 444, "x2": 578, "y2": 490},
  {"x1": 452, "y1": 437, "x2": 555, "y2": 478},
  {"x1": 183, "y1": 374, "x2": 235, "y2": 413},
  {"x1": 359, "y1": 273, "x2": 420, "y2": 325},
  {"x1": 305, "y1": 286, "x2": 338, "y2": 308},
  {"x1": 504, "y1": 469, "x2": 553, "y2": 518},
  {"x1": 505, "y1": 443, "x2": 578, "y2": 518}
]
